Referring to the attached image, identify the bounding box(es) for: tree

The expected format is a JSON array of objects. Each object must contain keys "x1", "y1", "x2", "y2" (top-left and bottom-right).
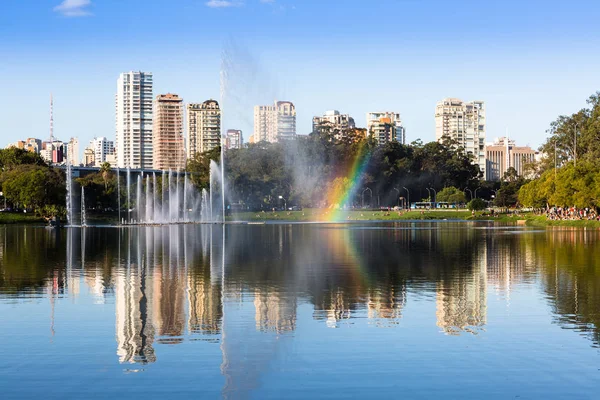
[
  {"x1": 186, "y1": 146, "x2": 222, "y2": 191},
  {"x1": 467, "y1": 198, "x2": 487, "y2": 211},
  {"x1": 100, "y1": 162, "x2": 112, "y2": 190},
  {"x1": 0, "y1": 164, "x2": 65, "y2": 215},
  {"x1": 436, "y1": 186, "x2": 466, "y2": 204}
]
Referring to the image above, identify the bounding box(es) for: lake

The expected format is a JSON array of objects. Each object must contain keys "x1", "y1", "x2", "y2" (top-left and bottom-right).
[{"x1": 1, "y1": 222, "x2": 599, "y2": 399}]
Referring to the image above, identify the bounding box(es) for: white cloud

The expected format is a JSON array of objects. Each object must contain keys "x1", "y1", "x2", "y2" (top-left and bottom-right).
[
  {"x1": 205, "y1": 0, "x2": 243, "y2": 7},
  {"x1": 53, "y1": 0, "x2": 93, "y2": 17}
]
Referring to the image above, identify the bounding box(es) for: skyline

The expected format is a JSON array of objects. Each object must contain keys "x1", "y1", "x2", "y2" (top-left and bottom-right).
[{"x1": 2, "y1": 0, "x2": 600, "y2": 149}]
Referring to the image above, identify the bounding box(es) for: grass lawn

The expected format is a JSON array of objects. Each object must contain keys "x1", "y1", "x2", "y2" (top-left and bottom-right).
[
  {"x1": 230, "y1": 208, "x2": 484, "y2": 222},
  {"x1": 0, "y1": 212, "x2": 45, "y2": 224}
]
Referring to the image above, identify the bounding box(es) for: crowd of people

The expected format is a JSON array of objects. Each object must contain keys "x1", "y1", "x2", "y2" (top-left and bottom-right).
[{"x1": 546, "y1": 207, "x2": 600, "y2": 221}]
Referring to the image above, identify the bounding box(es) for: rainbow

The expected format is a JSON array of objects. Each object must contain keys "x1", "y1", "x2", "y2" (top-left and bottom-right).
[{"x1": 325, "y1": 142, "x2": 372, "y2": 221}]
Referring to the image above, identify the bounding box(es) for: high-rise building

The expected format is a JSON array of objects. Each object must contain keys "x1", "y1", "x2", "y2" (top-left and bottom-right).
[
  {"x1": 115, "y1": 71, "x2": 154, "y2": 169},
  {"x1": 153, "y1": 94, "x2": 185, "y2": 171},
  {"x1": 66, "y1": 137, "x2": 79, "y2": 166},
  {"x1": 435, "y1": 98, "x2": 486, "y2": 175},
  {"x1": 366, "y1": 112, "x2": 405, "y2": 144},
  {"x1": 275, "y1": 101, "x2": 297, "y2": 141},
  {"x1": 225, "y1": 129, "x2": 243, "y2": 150},
  {"x1": 84, "y1": 147, "x2": 95, "y2": 167},
  {"x1": 253, "y1": 101, "x2": 296, "y2": 143},
  {"x1": 312, "y1": 110, "x2": 355, "y2": 140},
  {"x1": 253, "y1": 105, "x2": 276, "y2": 143},
  {"x1": 91, "y1": 137, "x2": 115, "y2": 166},
  {"x1": 187, "y1": 100, "x2": 221, "y2": 158},
  {"x1": 485, "y1": 137, "x2": 537, "y2": 181},
  {"x1": 7, "y1": 138, "x2": 42, "y2": 153}
]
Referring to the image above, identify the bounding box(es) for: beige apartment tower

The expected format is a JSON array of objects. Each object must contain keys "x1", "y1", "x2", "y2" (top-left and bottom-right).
[
  {"x1": 153, "y1": 94, "x2": 185, "y2": 171},
  {"x1": 485, "y1": 137, "x2": 536, "y2": 181},
  {"x1": 435, "y1": 98, "x2": 486, "y2": 175},
  {"x1": 253, "y1": 101, "x2": 297, "y2": 143},
  {"x1": 187, "y1": 100, "x2": 221, "y2": 158}
]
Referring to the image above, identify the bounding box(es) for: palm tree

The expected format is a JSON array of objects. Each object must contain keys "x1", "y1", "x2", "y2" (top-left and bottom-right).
[{"x1": 100, "y1": 162, "x2": 111, "y2": 190}]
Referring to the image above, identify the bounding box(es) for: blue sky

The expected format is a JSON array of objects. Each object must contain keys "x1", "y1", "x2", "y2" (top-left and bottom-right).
[{"x1": 1, "y1": 0, "x2": 599, "y2": 151}]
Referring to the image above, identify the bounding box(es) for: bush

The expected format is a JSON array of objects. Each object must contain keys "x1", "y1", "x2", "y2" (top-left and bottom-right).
[{"x1": 467, "y1": 198, "x2": 487, "y2": 211}]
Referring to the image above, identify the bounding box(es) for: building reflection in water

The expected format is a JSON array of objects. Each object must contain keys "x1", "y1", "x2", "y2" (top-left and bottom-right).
[{"x1": 3, "y1": 222, "x2": 600, "y2": 387}]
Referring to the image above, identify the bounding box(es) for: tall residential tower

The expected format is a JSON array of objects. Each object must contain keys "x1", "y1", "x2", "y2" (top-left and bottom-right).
[
  {"x1": 153, "y1": 94, "x2": 185, "y2": 171},
  {"x1": 253, "y1": 101, "x2": 296, "y2": 143},
  {"x1": 116, "y1": 71, "x2": 154, "y2": 169},
  {"x1": 435, "y1": 98, "x2": 486, "y2": 175},
  {"x1": 187, "y1": 100, "x2": 221, "y2": 158},
  {"x1": 366, "y1": 112, "x2": 405, "y2": 145}
]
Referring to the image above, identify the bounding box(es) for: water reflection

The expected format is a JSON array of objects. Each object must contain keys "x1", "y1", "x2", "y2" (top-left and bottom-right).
[{"x1": 1, "y1": 223, "x2": 600, "y2": 394}]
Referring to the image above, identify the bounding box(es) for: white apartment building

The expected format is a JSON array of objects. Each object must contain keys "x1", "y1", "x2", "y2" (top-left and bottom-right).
[
  {"x1": 66, "y1": 137, "x2": 79, "y2": 166},
  {"x1": 116, "y1": 71, "x2": 154, "y2": 169},
  {"x1": 366, "y1": 112, "x2": 405, "y2": 145},
  {"x1": 253, "y1": 101, "x2": 297, "y2": 143},
  {"x1": 312, "y1": 110, "x2": 356, "y2": 139},
  {"x1": 225, "y1": 129, "x2": 243, "y2": 150},
  {"x1": 91, "y1": 137, "x2": 115, "y2": 166},
  {"x1": 435, "y1": 98, "x2": 486, "y2": 175},
  {"x1": 187, "y1": 100, "x2": 221, "y2": 158}
]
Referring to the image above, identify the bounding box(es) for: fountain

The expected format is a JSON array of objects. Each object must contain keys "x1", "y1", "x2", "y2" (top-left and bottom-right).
[
  {"x1": 81, "y1": 186, "x2": 87, "y2": 227},
  {"x1": 66, "y1": 162, "x2": 73, "y2": 226},
  {"x1": 117, "y1": 167, "x2": 121, "y2": 225},
  {"x1": 65, "y1": 163, "x2": 225, "y2": 227}
]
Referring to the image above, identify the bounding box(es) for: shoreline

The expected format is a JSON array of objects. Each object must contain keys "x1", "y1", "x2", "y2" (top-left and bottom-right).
[{"x1": 3, "y1": 210, "x2": 600, "y2": 228}]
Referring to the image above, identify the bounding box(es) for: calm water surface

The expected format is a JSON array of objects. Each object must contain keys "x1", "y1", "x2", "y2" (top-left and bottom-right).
[{"x1": 1, "y1": 222, "x2": 599, "y2": 399}]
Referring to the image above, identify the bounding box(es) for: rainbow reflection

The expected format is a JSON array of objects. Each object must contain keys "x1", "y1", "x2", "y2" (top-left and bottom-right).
[{"x1": 325, "y1": 142, "x2": 372, "y2": 221}]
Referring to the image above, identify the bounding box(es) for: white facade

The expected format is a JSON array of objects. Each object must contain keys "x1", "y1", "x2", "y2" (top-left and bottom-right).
[
  {"x1": 91, "y1": 137, "x2": 115, "y2": 166},
  {"x1": 116, "y1": 71, "x2": 154, "y2": 169},
  {"x1": 435, "y1": 98, "x2": 486, "y2": 175},
  {"x1": 253, "y1": 101, "x2": 296, "y2": 143},
  {"x1": 366, "y1": 112, "x2": 405, "y2": 144},
  {"x1": 66, "y1": 137, "x2": 80, "y2": 166}
]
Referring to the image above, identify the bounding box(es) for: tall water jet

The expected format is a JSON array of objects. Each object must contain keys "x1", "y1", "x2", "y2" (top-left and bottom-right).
[
  {"x1": 126, "y1": 167, "x2": 131, "y2": 224},
  {"x1": 66, "y1": 163, "x2": 73, "y2": 226},
  {"x1": 81, "y1": 186, "x2": 87, "y2": 227},
  {"x1": 183, "y1": 174, "x2": 188, "y2": 223},
  {"x1": 136, "y1": 173, "x2": 142, "y2": 223},
  {"x1": 162, "y1": 170, "x2": 167, "y2": 223},
  {"x1": 145, "y1": 174, "x2": 152, "y2": 223},
  {"x1": 175, "y1": 172, "x2": 180, "y2": 222},
  {"x1": 153, "y1": 173, "x2": 159, "y2": 223},
  {"x1": 210, "y1": 160, "x2": 224, "y2": 222},
  {"x1": 201, "y1": 189, "x2": 209, "y2": 223},
  {"x1": 117, "y1": 168, "x2": 121, "y2": 225}
]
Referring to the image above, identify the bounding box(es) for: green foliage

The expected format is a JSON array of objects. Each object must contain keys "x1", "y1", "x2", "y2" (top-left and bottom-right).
[
  {"x1": 0, "y1": 164, "x2": 65, "y2": 215},
  {"x1": 195, "y1": 133, "x2": 481, "y2": 210},
  {"x1": 436, "y1": 186, "x2": 466, "y2": 204},
  {"x1": 467, "y1": 198, "x2": 487, "y2": 211},
  {"x1": 0, "y1": 148, "x2": 46, "y2": 172},
  {"x1": 186, "y1": 146, "x2": 222, "y2": 191}
]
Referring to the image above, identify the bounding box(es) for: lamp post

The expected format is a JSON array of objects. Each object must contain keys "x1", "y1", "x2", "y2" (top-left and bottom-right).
[
  {"x1": 402, "y1": 186, "x2": 410, "y2": 210},
  {"x1": 474, "y1": 187, "x2": 481, "y2": 199},
  {"x1": 425, "y1": 188, "x2": 431, "y2": 202},
  {"x1": 278, "y1": 195, "x2": 286, "y2": 211},
  {"x1": 464, "y1": 188, "x2": 473, "y2": 201},
  {"x1": 392, "y1": 188, "x2": 400, "y2": 207},
  {"x1": 429, "y1": 187, "x2": 436, "y2": 206}
]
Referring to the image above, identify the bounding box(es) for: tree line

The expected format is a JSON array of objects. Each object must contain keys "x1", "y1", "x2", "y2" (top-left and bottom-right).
[{"x1": 519, "y1": 91, "x2": 600, "y2": 209}]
